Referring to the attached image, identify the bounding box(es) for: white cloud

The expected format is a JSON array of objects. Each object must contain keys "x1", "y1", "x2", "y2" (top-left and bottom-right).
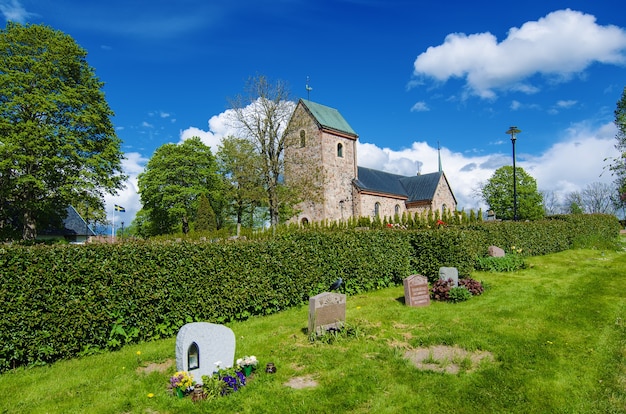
[
  {"x1": 410, "y1": 101, "x2": 430, "y2": 112},
  {"x1": 0, "y1": 0, "x2": 36, "y2": 23},
  {"x1": 357, "y1": 122, "x2": 619, "y2": 212},
  {"x1": 556, "y1": 100, "x2": 577, "y2": 108},
  {"x1": 412, "y1": 9, "x2": 626, "y2": 98},
  {"x1": 104, "y1": 152, "x2": 148, "y2": 231}
]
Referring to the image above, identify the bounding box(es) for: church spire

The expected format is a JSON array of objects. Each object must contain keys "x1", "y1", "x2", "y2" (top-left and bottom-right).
[{"x1": 437, "y1": 141, "x2": 442, "y2": 172}]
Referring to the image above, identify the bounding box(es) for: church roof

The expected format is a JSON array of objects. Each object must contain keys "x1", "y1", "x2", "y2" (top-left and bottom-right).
[
  {"x1": 299, "y1": 99, "x2": 358, "y2": 138},
  {"x1": 354, "y1": 167, "x2": 451, "y2": 203}
]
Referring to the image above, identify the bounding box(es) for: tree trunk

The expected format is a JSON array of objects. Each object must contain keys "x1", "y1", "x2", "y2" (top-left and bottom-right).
[{"x1": 22, "y1": 210, "x2": 37, "y2": 240}]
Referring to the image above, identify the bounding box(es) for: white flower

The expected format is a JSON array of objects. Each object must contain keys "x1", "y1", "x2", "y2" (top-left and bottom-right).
[{"x1": 214, "y1": 361, "x2": 222, "y2": 368}]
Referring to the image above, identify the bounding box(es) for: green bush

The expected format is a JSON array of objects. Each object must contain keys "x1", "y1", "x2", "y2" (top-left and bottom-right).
[
  {"x1": 0, "y1": 213, "x2": 619, "y2": 372},
  {"x1": 448, "y1": 286, "x2": 472, "y2": 303},
  {"x1": 474, "y1": 254, "x2": 527, "y2": 272}
]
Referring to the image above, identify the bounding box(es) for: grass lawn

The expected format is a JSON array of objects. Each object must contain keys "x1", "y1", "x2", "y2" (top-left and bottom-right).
[{"x1": 1, "y1": 246, "x2": 624, "y2": 413}]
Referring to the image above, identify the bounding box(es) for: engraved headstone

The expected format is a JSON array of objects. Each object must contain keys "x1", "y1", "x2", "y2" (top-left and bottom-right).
[
  {"x1": 175, "y1": 322, "x2": 235, "y2": 385},
  {"x1": 308, "y1": 292, "x2": 346, "y2": 336},
  {"x1": 439, "y1": 267, "x2": 458, "y2": 287},
  {"x1": 403, "y1": 275, "x2": 430, "y2": 307},
  {"x1": 488, "y1": 245, "x2": 505, "y2": 257}
]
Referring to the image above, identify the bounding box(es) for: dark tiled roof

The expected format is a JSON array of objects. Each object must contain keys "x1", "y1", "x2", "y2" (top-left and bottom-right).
[
  {"x1": 300, "y1": 99, "x2": 358, "y2": 137},
  {"x1": 354, "y1": 167, "x2": 446, "y2": 202},
  {"x1": 39, "y1": 206, "x2": 95, "y2": 236}
]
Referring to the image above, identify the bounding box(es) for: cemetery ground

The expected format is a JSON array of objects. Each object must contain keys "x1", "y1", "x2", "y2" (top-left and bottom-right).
[{"x1": 1, "y1": 245, "x2": 625, "y2": 413}]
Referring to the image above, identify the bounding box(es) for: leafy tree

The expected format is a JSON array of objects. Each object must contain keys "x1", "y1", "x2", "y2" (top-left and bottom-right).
[
  {"x1": 0, "y1": 23, "x2": 126, "y2": 240},
  {"x1": 137, "y1": 137, "x2": 221, "y2": 236},
  {"x1": 564, "y1": 192, "x2": 584, "y2": 214},
  {"x1": 228, "y1": 75, "x2": 297, "y2": 231},
  {"x1": 609, "y1": 87, "x2": 626, "y2": 211},
  {"x1": 481, "y1": 166, "x2": 544, "y2": 220},
  {"x1": 195, "y1": 193, "x2": 217, "y2": 232},
  {"x1": 216, "y1": 135, "x2": 265, "y2": 232}
]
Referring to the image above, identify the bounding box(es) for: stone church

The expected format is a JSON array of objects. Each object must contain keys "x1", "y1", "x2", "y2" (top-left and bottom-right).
[{"x1": 284, "y1": 99, "x2": 457, "y2": 224}]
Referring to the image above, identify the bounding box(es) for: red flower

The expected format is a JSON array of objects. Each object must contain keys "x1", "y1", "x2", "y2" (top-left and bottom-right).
[{"x1": 436, "y1": 220, "x2": 446, "y2": 226}]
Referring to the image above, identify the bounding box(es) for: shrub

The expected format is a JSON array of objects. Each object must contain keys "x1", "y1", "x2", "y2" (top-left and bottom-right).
[
  {"x1": 448, "y1": 286, "x2": 472, "y2": 303},
  {"x1": 431, "y1": 278, "x2": 453, "y2": 301},
  {"x1": 459, "y1": 277, "x2": 484, "y2": 296},
  {"x1": 474, "y1": 254, "x2": 526, "y2": 272}
]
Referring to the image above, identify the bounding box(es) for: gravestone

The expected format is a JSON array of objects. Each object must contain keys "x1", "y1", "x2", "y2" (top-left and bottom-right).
[
  {"x1": 308, "y1": 292, "x2": 346, "y2": 336},
  {"x1": 439, "y1": 267, "x2": 458, "y2": 287},
  {"x1": 403, "y1": 275, "x2": 430, "y2": 307},
  {"x1": 488, "y1": 245, "x2": 505, "y2": 257},
  {"x1": 175, "y1": 322, "x2": 235, "y2": 385}
]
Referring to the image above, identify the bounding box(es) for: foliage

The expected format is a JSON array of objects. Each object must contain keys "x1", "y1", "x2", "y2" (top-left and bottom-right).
[
  {"x1": 430, "y1": 278, "x2": 453, "y2": 301},
  {"x1": 459, "y1": 277, "x2": 484, "y2": 295},
  {"x1": 608, "y1": 86, "x2": 626, "y2": 209},
  {"x1": 474, "y1": 254, "x2": 527, "y2": 272},
  {"x1": 216, "y1": 135, "x2": 266, "y2": 230},
  {"x1": 448, "y1": 286, "x2": 472, "y2": 303},
  {"x1": 481, "y1": 166, "x2": 544, "y2": 221},
  {"x1": 0, "y1": 214, "x2": 620, "y2": 371},
  {"x1": 0, "y1": 22, "x2": 126, "y2": 240},
  {"x1": 228, "y1": 75, "x2": 299, "y2": 230},
  {"x1": 195, "y1": 193, "x2": 217, "y2": 232},
  {"x1": 137, "y1": 137, "x2": 222, "y2": 236}
]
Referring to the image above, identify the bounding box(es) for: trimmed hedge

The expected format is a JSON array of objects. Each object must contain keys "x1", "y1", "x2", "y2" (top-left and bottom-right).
[{"x1": 0, "y1": 214, "x2": 620, "y2": 372}]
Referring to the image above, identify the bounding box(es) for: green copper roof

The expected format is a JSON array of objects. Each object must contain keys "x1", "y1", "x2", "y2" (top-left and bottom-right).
[{"x1": 300, "y1": 99, "x2": 357, "y2": 137}]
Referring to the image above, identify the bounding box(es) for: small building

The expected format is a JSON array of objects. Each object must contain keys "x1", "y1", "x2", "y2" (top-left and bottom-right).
[
  {"x1": 38, "y1": 206, "x2": 95, "y2": 244},
  {"x1": 284, "y1": 99, "x2": 457, "y2": 224}
]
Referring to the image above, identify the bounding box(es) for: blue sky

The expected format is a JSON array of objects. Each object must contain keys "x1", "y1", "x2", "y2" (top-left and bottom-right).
[{"x1": 2, "y1": 0, "x2": 626, "y2": 226}]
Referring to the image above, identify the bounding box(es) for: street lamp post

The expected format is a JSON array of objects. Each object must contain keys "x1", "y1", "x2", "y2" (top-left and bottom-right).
[{"x1": 506, "y1": 126, "x2": 521, "y2": 221}]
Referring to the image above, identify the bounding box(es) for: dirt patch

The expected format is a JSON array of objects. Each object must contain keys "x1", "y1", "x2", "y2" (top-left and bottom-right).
[
  {"x1": 137, "y1": 359, "x2": 174, "y2": 375},
  {"x1": 404, "y1": 345, "x2": 494, "y2": 374},
  {"x1": 284, "y1": 375, "x2": 318, "y2": 389}
]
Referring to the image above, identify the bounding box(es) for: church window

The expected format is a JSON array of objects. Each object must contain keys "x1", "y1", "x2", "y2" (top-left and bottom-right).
[
  {"x1": 300, "y1": 130, "x2": 306, "y2": 147},
  {"x1": 301, "y1": 217, "x2": 309, "y2": 226},
  {"x1": 337, "y1": 143, "x2": 343, "y2": 158},
  {"x1": 395, "y1": 204, "x2": 401, "y2": 216},
  {"x1": 374, "y1": 202, "x2": 381, "y2": 217}
]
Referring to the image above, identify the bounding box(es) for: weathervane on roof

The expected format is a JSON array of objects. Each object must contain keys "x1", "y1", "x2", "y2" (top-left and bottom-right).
[{"x1": 306, "y1": 76, "x2": 313, "y2": 100}]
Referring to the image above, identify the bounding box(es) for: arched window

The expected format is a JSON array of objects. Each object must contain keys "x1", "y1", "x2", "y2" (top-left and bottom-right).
[
  {"x1": 187, "y1": 342, "x2": 199, "y2": 370},
  {"x1": 300, "y1": 130, "x2": 306, "y2": 147},
  {"x1": 337, "y1": 143, "x2": 343, "y2": 158},
  {"x1": 442, "y1": 203, "x2": 447, "y2": 216},
  {"x1": 374, "y1": 202, "x2": 381, "y2": 217},
  {"x1": 395, "y1": 204, "x2": 401, "y2": 216},
  {"x1": 301, "y1": 217, "x2": 309, "y2": 226}
]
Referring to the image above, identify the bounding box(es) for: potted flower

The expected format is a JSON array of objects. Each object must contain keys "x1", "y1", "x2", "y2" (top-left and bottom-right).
[
  {"x1": 170, "y1": 370, "x2": 194, "y2": 398},
  {"x1": 236, "y1": 355, "x2": 258, "y2": 377}
]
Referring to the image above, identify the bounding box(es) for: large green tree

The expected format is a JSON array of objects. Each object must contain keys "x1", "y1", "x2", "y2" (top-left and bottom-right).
[
  {"x1": 0, "y1": 23, "x2": 126, "y2": 240},
  {"x1": 609, "y1": 86, "x2": 626, "y2": 211},
  {"x1": 137, "y1": 137, "x2": 221, "y2": 236},
  {"x1": 481, "y1": 166, "x2": 544, "y2": 220}
]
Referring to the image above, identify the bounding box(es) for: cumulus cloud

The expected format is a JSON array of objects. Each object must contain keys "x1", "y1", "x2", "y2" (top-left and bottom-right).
[
  {"x1": 412, "y1": 9, "x2": 626, "y2": 98},
  {"x1": 104, "y1": 152, "x2": 148, "y2": 228},
  {"x1": 357, "y1": 122, "x2": 619, "y2": 212}
]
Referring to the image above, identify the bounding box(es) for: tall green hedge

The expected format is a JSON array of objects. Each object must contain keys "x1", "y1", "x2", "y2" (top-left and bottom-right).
[{"x1": 0, "y1": 214, "x2": 619, "y2": 372}]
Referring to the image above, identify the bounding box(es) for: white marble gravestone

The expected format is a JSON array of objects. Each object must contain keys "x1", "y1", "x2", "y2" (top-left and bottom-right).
[
  {"x1": 439, "y1": 267, "x2": 459, "y2": 287},
  {"x1": 175, "y1": 322, "x2": 235, "y2": 384}
]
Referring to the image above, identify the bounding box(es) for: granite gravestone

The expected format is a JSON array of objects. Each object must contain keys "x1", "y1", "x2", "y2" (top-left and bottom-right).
[
  {"x1": 308, "y1": 292, "x2": 346, "y2": 336},
  {"x1": 175, "y1": 322, "x2": 235, "y2": 385},
  {"x1": 439, "y1": 267, "x2": 459, "y2": 287},
  {"x1": 403, "y1": 275, "x2": 430, "y2": 307}
]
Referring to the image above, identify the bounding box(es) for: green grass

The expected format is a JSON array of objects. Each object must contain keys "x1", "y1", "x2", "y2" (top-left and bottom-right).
[{"x1": 1, "y1": 247, "x2": 625, "y2": 413}]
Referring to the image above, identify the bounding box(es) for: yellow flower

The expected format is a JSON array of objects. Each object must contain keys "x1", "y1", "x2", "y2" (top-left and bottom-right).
[
  {"x1": 147, "y1": 393, "x2": 154, "y2": 398},
  {"x1": 136, "y1": 351, "x2": 141, "y2": 356}
]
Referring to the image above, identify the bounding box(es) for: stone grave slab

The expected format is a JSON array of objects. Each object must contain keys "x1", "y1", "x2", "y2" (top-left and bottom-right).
[
  {"x1": 488, "y1": 245, "x2": 505, "y2": 257},
  {"x1": 439, "y1": 267, "x2": 458, "y2": 287},
  {"x1": 175, "y1": 322, "x2": 235, "y2": 385},
  {"x1": 403, "y1": 274, "x2": 430, "y2": 307},
  {"x1": 308, "y1": 292, "x2": 346, "y2": 336}
]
